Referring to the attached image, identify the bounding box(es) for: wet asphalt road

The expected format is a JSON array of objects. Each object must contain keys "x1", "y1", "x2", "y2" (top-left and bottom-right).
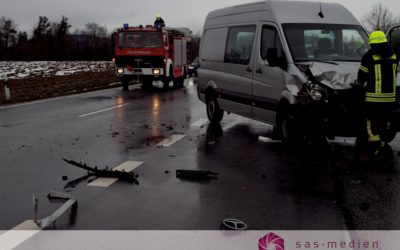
[{"x1": 1, "y1": 79, "x2": 400, "y2": 230}]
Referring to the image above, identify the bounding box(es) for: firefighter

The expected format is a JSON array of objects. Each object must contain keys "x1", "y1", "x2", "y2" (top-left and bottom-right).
[
  {"x1": 154, "y1": 14, "x2": 165, "y2": 30},
  {"x1": 355, "y1": 30, "x2": 399, "y2": 160}
]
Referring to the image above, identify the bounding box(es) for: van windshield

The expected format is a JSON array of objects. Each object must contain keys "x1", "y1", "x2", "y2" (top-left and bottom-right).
[
  {"x1": 118, "y1": 31, "x2": 162, "y2": 48},
  {"x1": 282, "y1": 24, "x2": 369, "y2": 62}
]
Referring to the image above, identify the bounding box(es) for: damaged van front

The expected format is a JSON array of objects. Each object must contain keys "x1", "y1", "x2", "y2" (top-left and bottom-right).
[
  {"x1": 281, "y1": 23, "x2": 372, "y2": 139},
  {"x1": 198, "y1": 1, "x2": 400, "y2": 143}
]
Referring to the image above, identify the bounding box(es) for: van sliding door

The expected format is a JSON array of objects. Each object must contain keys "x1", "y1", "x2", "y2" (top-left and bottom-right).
[{"x1": 218, "y1": 25, "x2": 256, "y2": 118}]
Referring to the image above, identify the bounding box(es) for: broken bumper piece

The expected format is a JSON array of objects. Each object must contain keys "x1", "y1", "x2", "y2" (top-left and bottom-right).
[
  {"x1": 33, "y1": 191, "x2": 77, "y2": 229},
  {"x1": 63, "y1": 158, "x2": 139, "y2": 185}
]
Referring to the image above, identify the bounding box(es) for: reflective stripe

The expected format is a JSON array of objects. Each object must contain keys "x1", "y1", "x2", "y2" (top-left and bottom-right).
[
  {"x1": 366, "y1": 97, "x2": 396, "y2": 102},
  {"x1": 373, "y1": 54, "x2": 397, "y2": 61},
  {"x1": 360, "y1": 65, "x2": 369, "y2": 73},
  {"x1": 366, "y1": 120, "x2": 381, "y2": 142},
  {"x1": 366, "y1": 93, "x2": 395, "y2": 97},
  {"x1": 394, "y1": 64, "x2": 398, "y2": 90},
  {"x1": 374, "y1": 64, "x2": 382, "y2": 93}
]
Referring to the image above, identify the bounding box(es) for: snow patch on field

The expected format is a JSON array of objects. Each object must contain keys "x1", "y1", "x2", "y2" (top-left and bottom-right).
[{"x1": 0, "y1": 61, "x2": 115, "y2": 80}]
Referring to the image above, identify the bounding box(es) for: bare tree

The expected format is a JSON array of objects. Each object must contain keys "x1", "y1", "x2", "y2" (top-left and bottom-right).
[
  {"x1": 0, "y1": 17, "x2": 17, "y2": 48},
  {"x1": 85, "y1": 22, "x2": 108, "y2": 60},
  {"x1": 362, "y1": 3, "x2": 394, "y2": 33}
]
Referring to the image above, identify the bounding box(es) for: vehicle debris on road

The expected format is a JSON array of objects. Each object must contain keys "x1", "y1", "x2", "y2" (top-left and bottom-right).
[
  {"x1": 63, "y1": 158, "x2": 139, "y2": 184},
  {"x1": 176, "y1": 170, "x2": 218, "y2": 181},
  {"x1": 63, "y1": 174, "x2": 94, "y2": 191},
  {"x1": 33, "y1": 191, "x2": 78, "y2": 229}
]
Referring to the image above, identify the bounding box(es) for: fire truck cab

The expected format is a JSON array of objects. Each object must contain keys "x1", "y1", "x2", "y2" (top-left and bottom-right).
[{"x1": 114, "y1": 24, "x2": 188, "y2": 90}]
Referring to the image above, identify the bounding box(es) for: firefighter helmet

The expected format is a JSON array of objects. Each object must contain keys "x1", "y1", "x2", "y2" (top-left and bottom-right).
[
  {"x1": 156, "y1": 14, "x2": 161, "y2": 20},
  {"x1": 369, "y1": 30, "x2": 388, "y2": 44}
]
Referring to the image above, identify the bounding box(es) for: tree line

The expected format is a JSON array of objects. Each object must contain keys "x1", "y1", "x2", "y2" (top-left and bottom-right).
[
  {"x1": 0, "y1": 3, "x2": 398, "y2": 61},
  {"x1": 0, "y1": 16, "x2": 111, "y2": 61}
]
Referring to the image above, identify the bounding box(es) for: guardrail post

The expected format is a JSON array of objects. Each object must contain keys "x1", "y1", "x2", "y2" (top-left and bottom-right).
[{"x1": 4, "y1": 78, "x2": 10, "y2": 100}]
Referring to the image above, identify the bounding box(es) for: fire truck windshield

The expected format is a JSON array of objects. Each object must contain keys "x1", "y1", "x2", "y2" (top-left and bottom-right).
[{"x1": 118, "y1": 31, "x2": 162, "y2": 48}]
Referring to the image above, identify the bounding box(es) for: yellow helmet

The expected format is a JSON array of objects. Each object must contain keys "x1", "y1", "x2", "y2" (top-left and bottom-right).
[
  {"x1": 369, "y1": 30, "x2": 388, "y2": 44},
  {"x1": 156, "y1": 14, "x2": 161, "y2": 20}
]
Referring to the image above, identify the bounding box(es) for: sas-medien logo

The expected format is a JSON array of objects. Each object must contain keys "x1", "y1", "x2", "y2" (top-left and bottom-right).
[{"x1": 258, "y1": 233, "x2": 284, "y2": 250}]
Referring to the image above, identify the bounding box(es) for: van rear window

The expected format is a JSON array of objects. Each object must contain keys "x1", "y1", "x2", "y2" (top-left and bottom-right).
[
  {"x1": 224, "y1": 26, "x2": 256, "y2": 65},
  {"x1": 201, "y1": 28, "x2": 228, "y2": 62}
]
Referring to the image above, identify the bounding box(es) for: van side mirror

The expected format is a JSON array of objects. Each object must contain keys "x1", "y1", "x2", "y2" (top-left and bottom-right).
[
  {"x1": 388, "y1": 26, "x2": 400, "y2": 58},
  {"x1": 266, "y1": 48, "x2": 287, "y2": 70}
]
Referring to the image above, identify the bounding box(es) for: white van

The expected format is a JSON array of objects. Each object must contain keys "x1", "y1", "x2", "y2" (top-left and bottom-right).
[{"x1": 197, "y1": 0, "x2": 400, "y2": 142}]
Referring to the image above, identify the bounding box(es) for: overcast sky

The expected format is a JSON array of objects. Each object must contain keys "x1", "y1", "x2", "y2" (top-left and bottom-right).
[{"x1": 1, "y1": 0, "x2": 400, "y2": 35}]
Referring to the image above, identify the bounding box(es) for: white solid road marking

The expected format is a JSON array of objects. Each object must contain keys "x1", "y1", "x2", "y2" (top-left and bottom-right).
[
  {"x1": 0, "y1": 87, "x2": 121, "y2": 110},
  {"x1": 156, "y1": 134, "x2": 186, "y2": 147},
  {"x1": 0, "y1": 220, "x2": 40, "y2": 250},
  {"x1": 88, "y1": 161, "x2": 143, "y2": 187},
  {"x1": 191, "y1": 118, "x2": 209, "y2": 128},
  {"x1": 79, "y1": 103, "x2": 130, "y2": 118}
]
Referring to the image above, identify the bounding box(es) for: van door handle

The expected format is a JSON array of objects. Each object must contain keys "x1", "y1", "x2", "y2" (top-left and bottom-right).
[
  {"x1": 246, "y1": 67, "x2": 252, "y2": 73},
  {"x1": 256, "y1": 69, "x2": 263, "y2": 74}
]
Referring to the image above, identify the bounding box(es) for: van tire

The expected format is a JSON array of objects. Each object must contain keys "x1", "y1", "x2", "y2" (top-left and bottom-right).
[
  {"x1": 278, "y1": 103, "x2": 300, "y2": 143},
  {"x1": 206, "y1": 96, "x2": 224, "y2": 123}
]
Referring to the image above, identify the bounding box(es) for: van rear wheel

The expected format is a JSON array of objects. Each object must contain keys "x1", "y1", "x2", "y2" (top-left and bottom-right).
[{"x1": 206, "y1": 96, "x2": 224, "y2": 123}]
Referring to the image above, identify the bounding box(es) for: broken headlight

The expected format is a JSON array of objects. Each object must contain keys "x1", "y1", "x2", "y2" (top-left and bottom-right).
[{"x1": 307, "y1": 82, "x2": 325, "y2": 101}]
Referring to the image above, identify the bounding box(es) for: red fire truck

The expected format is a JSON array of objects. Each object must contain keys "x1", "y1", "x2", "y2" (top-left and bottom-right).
[{"x1": 113, "y1": 24, "x2": 188, "y2": 90}]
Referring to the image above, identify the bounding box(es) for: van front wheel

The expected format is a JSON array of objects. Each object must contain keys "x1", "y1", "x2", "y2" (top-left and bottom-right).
[
  {"x1": 278, "y1": 104, "x2": 301, "y2": 143},
  {"x1": 206, "y1": 96, "x2": 224, "y2": 123}
]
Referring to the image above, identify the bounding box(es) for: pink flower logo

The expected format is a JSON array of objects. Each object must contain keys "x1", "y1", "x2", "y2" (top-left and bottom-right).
[{"x1": 259, "y1": 233, "x2": 284, "y2": 250}]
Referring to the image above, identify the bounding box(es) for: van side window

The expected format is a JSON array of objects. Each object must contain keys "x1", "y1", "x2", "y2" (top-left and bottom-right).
[
  {"x1": 224, "y1": 26, "x2": 256, "y2": 65},
  {"x1": 261, "y1": 26, "x2": 286, "y2": 69},
  {"x1": 201, "y1": 28, "x2": 228, "y2": 62}
]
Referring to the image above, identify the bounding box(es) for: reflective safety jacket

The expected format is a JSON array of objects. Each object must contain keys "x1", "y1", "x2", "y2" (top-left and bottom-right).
[{"x1": 357, "y1": 50, "x2": 398, "y2": 103}]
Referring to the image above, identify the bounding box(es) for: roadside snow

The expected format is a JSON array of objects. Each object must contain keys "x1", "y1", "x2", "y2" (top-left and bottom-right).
[{"x1": 0, "y1": 61, "x2": 115, "y2": 80}]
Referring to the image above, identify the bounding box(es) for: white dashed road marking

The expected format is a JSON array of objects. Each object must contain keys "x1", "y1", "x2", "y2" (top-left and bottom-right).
[
  {"x1": 0, "y1": 220, "x2": 40, "y2": 250},
  {"x1": 88, "y1": 161, "x2": 143, "y2": 187},
  {"x1": 156, "y1": 134, "x2": 186, "y2": 147},
  {"x1": 79, "y1": 103, "x2": 130, "y2": 118}
]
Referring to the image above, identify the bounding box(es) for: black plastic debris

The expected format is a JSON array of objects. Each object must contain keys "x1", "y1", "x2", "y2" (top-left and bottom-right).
[
  {"x1": 33, "y1": 191, "x2": 78, "y2": 229},
  {"x1": 63, "y1": 158, "x2": 139, "y2": 184},
  {"x1": 220, "y1": 218, "x2": 247, "y2": 230},
  {"x1": 176, "y1": 170, "x2": 218, "y2": 181},
  {"x1": 63, "y1": 174, "x2": 94, "y2": 191}
]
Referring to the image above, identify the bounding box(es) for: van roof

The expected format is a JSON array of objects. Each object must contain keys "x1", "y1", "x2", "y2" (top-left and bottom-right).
[{"x1": 204, "y1": 1, "x2": 360, "y2": 28}]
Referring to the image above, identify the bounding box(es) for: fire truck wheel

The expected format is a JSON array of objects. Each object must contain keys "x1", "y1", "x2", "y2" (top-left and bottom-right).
[
  {"x1": 122, "y1": 78, "x2": 129, "y2": 91},
  {"x1": 173, "y1": 77, "x2": 184, "y2": 89},
  {"x1": 141, "y1": 80, "x2": 153, "y2": 91},
  {"x1": 163, "y1": 66, "x2": 174, "y2": 90}
]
